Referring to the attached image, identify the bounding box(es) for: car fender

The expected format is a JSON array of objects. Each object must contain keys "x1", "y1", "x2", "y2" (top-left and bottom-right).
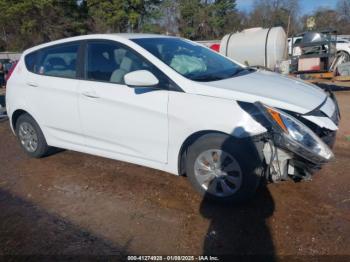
[
  {"x1": 165, "y1": 92, "x2": 267, "y2": 175},
  {"x1": 8, "y1": 103, "x2": 43, "y2": 134}
]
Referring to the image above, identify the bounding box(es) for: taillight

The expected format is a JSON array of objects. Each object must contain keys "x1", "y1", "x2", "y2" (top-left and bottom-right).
[{"x1": 5, "y1": 61, "x2": 18, "y2": 83}]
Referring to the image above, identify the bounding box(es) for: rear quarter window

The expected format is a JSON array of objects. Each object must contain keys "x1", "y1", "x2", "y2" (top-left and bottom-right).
[
  {"x1": 24, "y1": 51, "x2": 38, "y2": 73},
  {"x1": 24, "y1": 42, "x2": 80, "y2": 78},
  {"x1": 38, "y1": 43, "x2": 79, "y2": 78}
]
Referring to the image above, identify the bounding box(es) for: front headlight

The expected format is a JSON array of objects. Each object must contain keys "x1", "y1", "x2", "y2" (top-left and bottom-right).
[{"x1": 255, "y1": 102, "x2": 334, "y2": 164}]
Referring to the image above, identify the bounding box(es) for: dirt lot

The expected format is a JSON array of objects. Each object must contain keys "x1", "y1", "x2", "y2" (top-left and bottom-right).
[{"x1": 0, "y1": 88, "x2": 349, "y2": 258}]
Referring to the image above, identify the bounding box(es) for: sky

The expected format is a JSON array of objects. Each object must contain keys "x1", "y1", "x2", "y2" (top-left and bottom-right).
[{"x1": 236, "y1": 0, "x2": 338, "y2": 15}]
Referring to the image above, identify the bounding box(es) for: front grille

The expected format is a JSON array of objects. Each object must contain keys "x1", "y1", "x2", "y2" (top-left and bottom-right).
[
  {"x1": 329, "y1": 92, "x2": 340, "y2": 125},
  {"x1": 321, "y1": 130, "x2": 337, "y2": 148},
  {"x1": 330, "y1": 108, "x2": 340, "y2": 126}
]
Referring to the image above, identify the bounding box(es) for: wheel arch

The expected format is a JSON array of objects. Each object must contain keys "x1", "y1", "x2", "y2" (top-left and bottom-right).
[
  {"x1": 177, "y1": 130, "x2": 230, "y2": 176},
  {"x1": 177, "y1": 130, "x2": 267, "y2": 176},
  {"x1": 337, "y1": 50, "x2": 350, "y2": 55},
  {"x1": 11, "y1": 109, "x2": 38, "y2": 132}
]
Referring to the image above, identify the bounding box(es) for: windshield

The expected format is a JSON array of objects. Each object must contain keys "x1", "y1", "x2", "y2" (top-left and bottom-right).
[{"x1": 132, "y1": 37, "x2": 249, "y2": 82}]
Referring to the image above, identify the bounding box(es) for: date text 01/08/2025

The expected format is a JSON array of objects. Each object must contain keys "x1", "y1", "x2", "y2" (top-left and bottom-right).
[{"x1": 126, "y1": 255, "x2": 219, "y2": 261}]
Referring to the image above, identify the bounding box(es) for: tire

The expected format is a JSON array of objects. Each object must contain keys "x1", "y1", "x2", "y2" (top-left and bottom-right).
[
  {"x1": 338, "y1": 51, "x2": 350, "y2": 64},
  {"x1": 185, "y1": 133, "x2": 263, "y2": 203},
  {"x1": 15, "y1": 113, "x2": 49, "y2": 158}
]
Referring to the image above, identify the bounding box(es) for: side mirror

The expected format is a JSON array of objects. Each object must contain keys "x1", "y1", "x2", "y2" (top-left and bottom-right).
[{"x1": 124, "y1": 70, "x2": 159, "y2": 88}]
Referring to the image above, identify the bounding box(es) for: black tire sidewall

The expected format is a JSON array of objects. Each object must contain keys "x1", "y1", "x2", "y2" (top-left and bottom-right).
[
  {"x1": 339, "y1": 51, "x2": 350, "y2": 62},
  {"x1": 15, "y1": 114, "x2": 48, "y2": 158},
  {"x1": 186, "y1": 133, "x2": 263, "y2": 203}
]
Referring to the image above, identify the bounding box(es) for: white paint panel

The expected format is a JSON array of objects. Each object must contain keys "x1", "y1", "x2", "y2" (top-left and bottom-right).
[
  {"x1": 321, "y1": 97, "x2": 336, "y2": 118},
  {"x1": 78, "y1": 81, "x2": 169, "y2": 163},
  {"x1": 166, "y1": 92, "x2": 267, "y2": 174},
  {"x1": 302, "y1": 115, "x2": 338, "y2": 131}
]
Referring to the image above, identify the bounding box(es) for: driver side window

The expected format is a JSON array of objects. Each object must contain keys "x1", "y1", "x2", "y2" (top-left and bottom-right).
[{"x1": 86, "y1": 41, "x2": 154, "y2": 84}]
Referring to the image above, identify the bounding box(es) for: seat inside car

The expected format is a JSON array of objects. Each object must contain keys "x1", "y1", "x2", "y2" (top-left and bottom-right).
[
  {"x1": 110, "y1": 52, "x2": 136, "y2": 84},
  {"x1": 44, "y1": 57, "x2": 75, "y2": 78},
  {"x1": 45, "y1": 57, "x2": 66, "y2": 72}
]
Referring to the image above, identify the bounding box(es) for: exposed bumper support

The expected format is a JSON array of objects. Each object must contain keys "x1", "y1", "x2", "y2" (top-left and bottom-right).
[{"x1": 263, "y1": 142, "x2": 323, "y2": 182}]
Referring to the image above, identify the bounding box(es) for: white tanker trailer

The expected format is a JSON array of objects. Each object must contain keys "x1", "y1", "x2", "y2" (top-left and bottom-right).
[{"x1": 219, "y1": 27, "x2": 288, "y2": 70}]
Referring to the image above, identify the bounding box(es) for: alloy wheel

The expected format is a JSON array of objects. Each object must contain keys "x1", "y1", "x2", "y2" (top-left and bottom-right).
[
  {"x1": 194, "y1": 149, "x2": 242, "y2": 197},
  {"x1": 18, "y1": 122, "x2": 38, "y2": 153}
]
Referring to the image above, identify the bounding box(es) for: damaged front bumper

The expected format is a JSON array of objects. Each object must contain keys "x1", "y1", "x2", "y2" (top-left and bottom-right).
[
  {"x1": 239, "y1": 91, "x2": 340, "y2": 182},
  {"x1": 262, "y1": 142, "x2": 325, "y2": 182},
  {"x1": 261, "y1": 93, "x2": 340, "y2": 182}
]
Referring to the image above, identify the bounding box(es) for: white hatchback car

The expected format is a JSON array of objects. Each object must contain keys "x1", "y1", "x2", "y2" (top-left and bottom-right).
[{"x1": 6, "y1": 34, "x2": 340, "y2": 202}]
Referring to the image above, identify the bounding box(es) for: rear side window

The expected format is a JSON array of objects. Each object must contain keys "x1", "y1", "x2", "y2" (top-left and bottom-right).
[
  {"x1": 25, "y1": 51, "x2": 38, "y2": 73},
  {"x1": 37, "y1": 43, "x2": 79, "y2": 78}
]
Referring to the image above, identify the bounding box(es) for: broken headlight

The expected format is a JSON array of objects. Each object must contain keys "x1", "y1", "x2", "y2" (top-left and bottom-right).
[{"x1": 255, "y1": 102, "x2": 334, "y2": 164}]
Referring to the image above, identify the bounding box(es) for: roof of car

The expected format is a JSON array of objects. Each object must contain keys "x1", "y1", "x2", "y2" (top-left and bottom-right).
[
  {"x1": 114, "y1": 33, "x2": 176, "y2": 39},
  {"x1": 23, "y1": 33, "x2": 178, "y2": 54}
]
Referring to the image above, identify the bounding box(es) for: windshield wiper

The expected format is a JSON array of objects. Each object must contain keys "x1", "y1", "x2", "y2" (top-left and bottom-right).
[
  {"x1": 191, "y1": 67, "x2": 255, "y2": 82},
  {"x1": 229, "y1": 68, "x2": 248, "y2": 77}
]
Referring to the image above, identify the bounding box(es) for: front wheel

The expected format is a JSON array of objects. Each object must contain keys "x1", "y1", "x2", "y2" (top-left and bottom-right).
[
  {"x1": 186, "y1": 133, "x2": 263, "y2": 203},
  {"x1": 337, "y1": 51, "x2": 350, "y2": 64}
]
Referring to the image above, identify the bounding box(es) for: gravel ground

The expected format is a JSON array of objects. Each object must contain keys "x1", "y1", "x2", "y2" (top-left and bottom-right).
[{"x1": 0, "y1": 89, "x2": 349, "y2": 258}]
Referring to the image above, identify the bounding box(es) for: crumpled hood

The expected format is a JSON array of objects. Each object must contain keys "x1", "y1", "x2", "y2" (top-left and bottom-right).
[{"x1": 192, "y1": 70, "x2": 327, "y2": 114}]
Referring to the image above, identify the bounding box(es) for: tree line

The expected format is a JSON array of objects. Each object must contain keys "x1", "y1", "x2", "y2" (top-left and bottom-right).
[{"x1": 1, "y1": 0, "x2": 350, "y2": 51}]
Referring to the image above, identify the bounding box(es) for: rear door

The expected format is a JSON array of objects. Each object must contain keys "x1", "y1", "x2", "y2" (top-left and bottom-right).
[
  {"x1": 25, "y1": 41, "x2": 85, "y2": 147},
  {"x1": 78, "y1": 40, "x2": 169, "y2": 163}
]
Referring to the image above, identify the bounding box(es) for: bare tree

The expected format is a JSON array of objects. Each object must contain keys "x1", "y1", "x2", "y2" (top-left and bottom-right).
[
  {"x1": 336, "y1": 0, "x2": 350, "y2": 21},
  {"x1": 248, "y1": 0, "x2": 300, "y2": 35},
  {"x1": 160, "y1": 0, "x2": 180, "y2": 35}
]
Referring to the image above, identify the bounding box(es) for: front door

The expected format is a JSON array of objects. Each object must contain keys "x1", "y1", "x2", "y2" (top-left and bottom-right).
[{"x1": 78, "y1": 40, "x2": 169, "y2": 163}]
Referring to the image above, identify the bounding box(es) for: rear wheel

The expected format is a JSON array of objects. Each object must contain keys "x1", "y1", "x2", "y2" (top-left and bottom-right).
[
  {"x1": 16, "y1": 113, "x2": 49, "y2": 158},
  {"x1": 186, "y1": 133, "x2": 263, "y2": 203}
]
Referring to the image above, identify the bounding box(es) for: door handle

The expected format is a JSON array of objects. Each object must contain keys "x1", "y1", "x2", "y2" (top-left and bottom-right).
[
  {"x1": 26, "y1": 82, "x2": 38, "y2": 87},
  {"x1": 82, "y1": 91, "x2": 99, "y2": 99}
]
